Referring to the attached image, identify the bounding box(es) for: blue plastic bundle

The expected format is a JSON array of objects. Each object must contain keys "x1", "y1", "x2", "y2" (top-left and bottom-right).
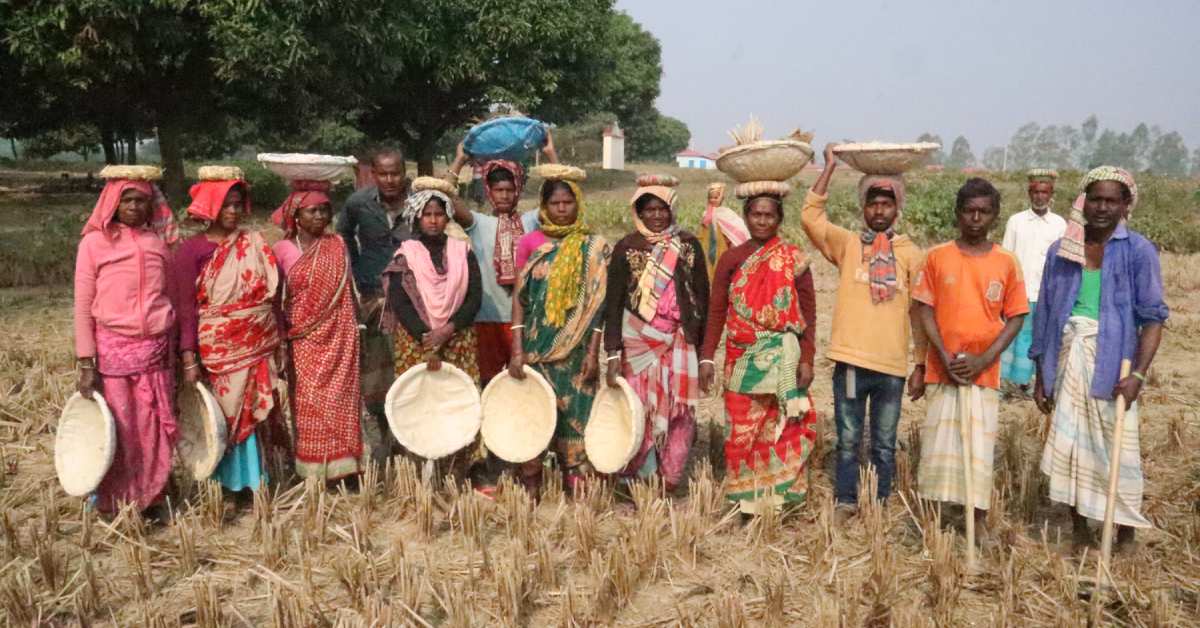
[{"x1": 463, "y1": 117, "x2": 547, "y2": 162}]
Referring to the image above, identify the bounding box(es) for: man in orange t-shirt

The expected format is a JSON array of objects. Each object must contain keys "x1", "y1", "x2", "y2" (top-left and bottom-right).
[{"x1": 911, "y1": 177, "x2": 1029, "y2": 542}]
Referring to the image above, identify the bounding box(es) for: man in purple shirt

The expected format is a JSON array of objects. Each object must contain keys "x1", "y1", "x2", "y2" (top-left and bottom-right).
[{"x1": 1029, "y1": 166, "x2": 1167, "y2": 552}]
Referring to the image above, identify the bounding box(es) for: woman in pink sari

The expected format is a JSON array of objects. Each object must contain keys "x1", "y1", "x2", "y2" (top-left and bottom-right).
[
  {"x1": 73, "y1": 173, "x2": 179, "y2": 515},
  {"x1": 272, "y1": 182, "x2": 364, "y2": 482},
  {"x1": 175, "y1": 171, "x2": 290, "y2": 493}
]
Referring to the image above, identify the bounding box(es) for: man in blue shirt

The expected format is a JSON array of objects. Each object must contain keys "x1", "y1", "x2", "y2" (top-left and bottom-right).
[{"x1": 1029, "y1": 166, "x2": 1167, "y2": 552}]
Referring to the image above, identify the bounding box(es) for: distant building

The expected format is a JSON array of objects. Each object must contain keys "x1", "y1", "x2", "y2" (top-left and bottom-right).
[
  {"x1": 676, "y1": 149, "x2": 718, "y2": 170},
  {"x1": 602, "y1": 123, "x2": 625, "y2": 170}
]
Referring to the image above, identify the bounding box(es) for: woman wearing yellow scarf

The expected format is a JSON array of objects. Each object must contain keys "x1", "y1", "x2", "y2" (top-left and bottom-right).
[{"x1": 508, "y1": 167, "x2": 611, "y2": 493}]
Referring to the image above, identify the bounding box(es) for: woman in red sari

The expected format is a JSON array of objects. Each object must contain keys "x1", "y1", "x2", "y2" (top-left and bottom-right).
[
  {"x1": 175, "y1": 169, "x2": 290, "y2": 493},
  {"x1": 700, "y1": 192, "x2": 818, "y2": 516},
  {"x1": 272, "y1": 181, "x2": 364, "y2": 482}
]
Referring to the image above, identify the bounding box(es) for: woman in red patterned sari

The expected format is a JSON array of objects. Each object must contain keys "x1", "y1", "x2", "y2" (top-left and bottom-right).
[
  {"x1": 700, "y1": 192, "x2": 818, "y2": 516},
  {"x1": 176, "y1": 170, "x2": 291, "y2": 493},
  {"x1": 272, "y1": 181, "x2": 364, "y2": 482}
]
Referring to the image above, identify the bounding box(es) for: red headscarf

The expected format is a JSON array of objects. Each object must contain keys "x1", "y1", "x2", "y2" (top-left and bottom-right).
[
  {"x1": 187, "y1": 180, "x2": 250, "y2": 222},
  {"x1": 83, "y1": 179, "x2": 179, "y2": 244},
  {"x1": 271, "y1": 180, "x2": 333, "y2": 236}
]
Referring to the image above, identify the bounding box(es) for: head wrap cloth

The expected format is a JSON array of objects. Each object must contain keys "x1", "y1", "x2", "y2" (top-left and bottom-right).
[
  {"x1": 187, "y1": 180, "x2": 249, "y2": 222},
  {"x1": 402, "y1": 189, "x2": 454, "y2": 230},
  {"x1": 271, "y1": 180, "x2": 332, "y2": 236},
  {"x1": 83, "y1": 179, "x2": 179, "y2": 244},
  {"x1": 857, "y1": 174, "x2": 906, "y2": 212},
  {"x1": 1057, "y1": 166, "x2": 1137, "y2": 264}
]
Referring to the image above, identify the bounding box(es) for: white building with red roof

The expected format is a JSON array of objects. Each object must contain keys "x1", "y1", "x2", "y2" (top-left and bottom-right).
[{"x1": 675, "y1": 148, "x2": 717, "y2": 170}]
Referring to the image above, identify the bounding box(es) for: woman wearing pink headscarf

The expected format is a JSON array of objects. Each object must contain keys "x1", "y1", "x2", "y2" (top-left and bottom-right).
[
  {"x1": 73, "y1": 172, "x2": 179, "y2": 515},
  {"x1": 381, "y1": 188, "x2": 482, "y2": 379}
]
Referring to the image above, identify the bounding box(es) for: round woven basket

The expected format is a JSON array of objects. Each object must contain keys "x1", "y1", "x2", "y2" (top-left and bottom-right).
[
  {"x1": 55, "y1": 392, "x2": 117, "y2": 496},
  {"x1": 480, "y1": 367, "x2": 557, "y2": 463},
  {"x1": 197, "y1": 165, "x2": 244, "y2": 181},
  {"x1": 385, "y1": 363, "x2": 481, "y2": 460},
  {"x1": 716, "y1": 140, "x2": 814, "y2": 183},
  {"x1": 832, "y1": 142, "x2": 940, "y2": 175},
  {"x1": 532, "y1": 163, "x2": 587, "y2": 183},
  {"x1": 99, "y1": 165, "x2": 162, "y2": 181},
  {"x1": 256, "y1": 153, "x2": 358, "y2": 182},
  {"x1": 411, "y1": 176, "x2": 457, "y2": 197},
  {"x1": 176, "y1": 382, "x2": 228, "y2": 481},
  {"x1": 584, "y1": 377, "x2": 645, "y2": 474},
  {"x1": 735, "y1": 180, "x2": 792, "y2": 199}
]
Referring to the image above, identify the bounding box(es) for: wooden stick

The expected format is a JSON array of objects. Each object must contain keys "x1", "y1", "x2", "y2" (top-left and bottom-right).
[
  {"x1": 958, "y1": 384, "x2": 977, "y2": 571},
  {"x1": 1092, "y1": 359, "x2": 1133, "y2": 620}
]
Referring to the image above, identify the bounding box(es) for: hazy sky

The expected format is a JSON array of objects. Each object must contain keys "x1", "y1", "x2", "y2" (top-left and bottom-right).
[{"x1": 617, "y1": 0, "x2": 1200, "y2": 156}]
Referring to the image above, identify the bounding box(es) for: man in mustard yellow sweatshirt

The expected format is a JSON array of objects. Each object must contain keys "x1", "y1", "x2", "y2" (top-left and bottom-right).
[{"x1": 801, "y1": 144, "x2": 927, "y2": 522}]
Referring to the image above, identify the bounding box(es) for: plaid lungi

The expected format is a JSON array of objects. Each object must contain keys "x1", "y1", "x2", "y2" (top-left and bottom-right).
[
  {"x1": 1039, "y1": 316, "x2": 1150, "y2": 528},
  {"x1": 917, "y1": 384, "x2": 999, "y2": 510}
]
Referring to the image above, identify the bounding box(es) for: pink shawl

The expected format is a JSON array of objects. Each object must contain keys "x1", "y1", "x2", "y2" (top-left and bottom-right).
[{"x1": 396, "y1": 238, "x2": 470, "y2": 329}]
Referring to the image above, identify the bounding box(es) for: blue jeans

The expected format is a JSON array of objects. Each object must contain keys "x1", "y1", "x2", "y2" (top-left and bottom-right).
[{"x1": 832, "y1": 362, "x2": 904, "y2": 504}]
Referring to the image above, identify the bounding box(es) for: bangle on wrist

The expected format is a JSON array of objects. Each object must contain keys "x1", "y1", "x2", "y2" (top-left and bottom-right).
[
  {"x1": 699, "y1": 359, "x2": 715, "y2": 366},
  {"x1": 510, "y1": 324, "x2": 524, "y2": 331},
  {"x1": 605, "y1": 355, "x2": 621, "y2": 362},
  {"x1": 1131, "y1": 371, "x2": 1146, "y2": 383}
]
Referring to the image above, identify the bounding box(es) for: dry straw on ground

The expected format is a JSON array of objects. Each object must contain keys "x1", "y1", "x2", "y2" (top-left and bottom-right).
[{"x1": 1, "y1": 251, "x2": 1199, "y2": 626}]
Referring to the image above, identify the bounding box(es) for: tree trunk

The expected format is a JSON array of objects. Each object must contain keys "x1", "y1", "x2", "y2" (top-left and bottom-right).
[
  {"x1": 156, "y1": 122, "x2": 186, "y2": 205},
  {"x1": 101, "y1": 126, "x2": 118, "y2": 164},
  {"x1": 413, "y1": 132, "x2": 436, "y2": 176},
  {"x1": 125, "y1": 129, "x2": 138, "y2": 164},
  {"x1": 8, "y1": 138, "x2": 17, "y2": 160}
]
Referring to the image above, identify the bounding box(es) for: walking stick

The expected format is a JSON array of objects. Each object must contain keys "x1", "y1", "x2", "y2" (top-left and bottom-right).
[
  {"x1": 957, "y1": 383, "x2": 977, "y2": 571},
  {"x1": 1092, "y1": 359, "x2": 1133, "y2": 620}
]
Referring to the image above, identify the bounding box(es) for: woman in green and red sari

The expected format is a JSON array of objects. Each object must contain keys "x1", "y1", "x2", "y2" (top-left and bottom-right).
[
  {"x1": 700, "y1": 191, "x2": 818, "y2": 515},
  {"x1": 508, "y1": 172, "x2": 610, "y2": 494}
]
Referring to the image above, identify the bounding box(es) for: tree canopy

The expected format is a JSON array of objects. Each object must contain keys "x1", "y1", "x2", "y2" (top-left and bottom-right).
[{"x1": 2, "y1": 0, "x2": 689, "y2": 196}]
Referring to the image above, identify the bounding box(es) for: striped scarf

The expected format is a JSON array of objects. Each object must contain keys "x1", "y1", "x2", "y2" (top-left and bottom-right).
[{"x1": 860, "y1": 229, "x2": 898, "y2": 304}]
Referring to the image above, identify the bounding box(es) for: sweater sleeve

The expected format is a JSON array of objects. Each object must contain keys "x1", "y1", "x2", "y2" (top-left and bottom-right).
[
  {"x1": 689, "y1": 237, "x2": 711, "y2": 349},
  {"x1": 174, "y1": 240, "x2": 203, "y2": 354},
  {"x1": 800, "y1": 190, "x2": 852, "y2": 265},
  {"x1": 602, "y1": 242, "x2": 631, "y2": 353},
  {"x1": 701, "y1": 248, "x2": 741, "y2": 361},
  {"x1": 796, "y1": 268, "x2": 817, "y2": 366},
  {"x1": 73, "y1": 237, "x2": 98, "y2": 358},
  {"x1": 451, "y1": 250, "x2": 482, "y2": 331},
  {"x1": 386, "y1": 270, "x2": 429, "y2": 339}
]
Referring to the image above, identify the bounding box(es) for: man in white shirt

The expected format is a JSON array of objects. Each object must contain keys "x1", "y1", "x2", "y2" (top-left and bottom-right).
[{"x1": 1000, "y1": 168, "x2": 1066, "y2": 393}]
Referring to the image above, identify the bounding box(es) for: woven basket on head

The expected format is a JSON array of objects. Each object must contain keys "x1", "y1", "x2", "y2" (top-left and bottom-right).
[
  {"x1": 55, "y1": 392, "x2": 117, "y2": 496},
  {"x1": 256, "y1": 153, "x2": 358, "y2": 182},
  {"x1": 176, "y1": 382, "x2": 228, "y2": 481},
  {"x1": 480, "y1": 366, "x2": 557, "y2": 463},
  {"x1": 532, "y1": 163, "x2": 587, "y2": 183},
  {"x1": 197, "y1": 165, "x2": 244, "y2": 181},
  {"x1": 584, "y1": 377, "x2": 645, "y2": 474},
  {"x1": 385, "y1": 363, "x2": 481, "y2": 460},
  {"x1": 635, "y1": 174, "x2": 679, "y2": 187},
  {"x1": 410, "y1": 176, "x2": 457, "y2": 197},
  {"x1": 832, "y1": 142, "x2": 941, "y2": 175},
  {"x1": 99, "y1": 165, "x2": 162, "y2": 181},
  {"x1": 716, "y1": 140, "x2": 814, "y2": 183},
  {"x1": 735, "y1": 180, "x2": 792, "y2": 199}
]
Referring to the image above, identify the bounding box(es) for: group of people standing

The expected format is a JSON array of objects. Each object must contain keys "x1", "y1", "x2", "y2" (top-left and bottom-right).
[{"x1": 72, "y1": 136, "x2": 1166, "y2": 553}]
